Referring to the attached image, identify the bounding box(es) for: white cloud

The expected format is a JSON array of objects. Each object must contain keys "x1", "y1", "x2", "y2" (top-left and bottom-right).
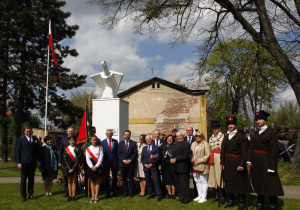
[
  {"x1": 278, "y1": 88, "x2": 297, "y2": 102},
  {"x1": 162, "y1": 59, "x2": 197, "y2": 83}
]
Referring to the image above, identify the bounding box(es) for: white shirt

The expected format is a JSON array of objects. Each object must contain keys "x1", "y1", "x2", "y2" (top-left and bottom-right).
[
  {"x1": 86, "y1": 145, "x2": 103, "y2": 168},
  {"x1": 26, "y1": 136, "x2": 32, "y2": 143},
  {"x1": 68, "y1": 146, "x2": 77, "y2": 160},
  {"x1": 258, "y1": 125, "x2": 268, "y2": 134},
  {"x1": 227, "y1": 129, "x2": 237, "y2": 140}
]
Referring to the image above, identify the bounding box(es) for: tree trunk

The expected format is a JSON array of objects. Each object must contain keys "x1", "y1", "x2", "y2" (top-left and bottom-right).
[
  {"x1": 1, "y1": 76, "x2": 8, "y2": 162},
  {"x1": 292, "y1": 132, "x2": 300, "y2": 170}
]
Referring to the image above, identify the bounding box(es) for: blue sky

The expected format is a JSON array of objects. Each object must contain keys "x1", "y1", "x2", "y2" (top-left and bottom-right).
[{"x1": 59, "y1": 0, "x2": 296, "y2": 102}]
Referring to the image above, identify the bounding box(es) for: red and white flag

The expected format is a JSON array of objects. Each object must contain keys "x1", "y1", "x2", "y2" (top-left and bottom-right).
[
  {"x1": 150, "y1": 153, "x2": 158, "y2": 162},
  {"x1": 48, "y1": 21, "x2": 59, "y2": 65}
]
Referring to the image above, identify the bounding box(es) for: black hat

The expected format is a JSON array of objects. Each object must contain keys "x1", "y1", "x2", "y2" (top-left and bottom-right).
[
  {"x1": 211, "y1": 121, "x2": 221, "y2": 129},
  {"x1": 255, "y1": 110, "x2": 270, "y2": 121},
  {"x1": 226, "y1": 116, "x2": 237, "y2": 125}
]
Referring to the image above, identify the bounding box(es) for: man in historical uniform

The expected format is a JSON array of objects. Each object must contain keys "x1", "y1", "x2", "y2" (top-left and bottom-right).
[
  {"x1": 208, "y1": 121, "x2": 225, "y2": 204},
  {"x1": 221, "y1": 116, "x2": 248, "y2": 210},
  {"x1": 248, "y1": 110, "x2": 284, "y2": 210}
]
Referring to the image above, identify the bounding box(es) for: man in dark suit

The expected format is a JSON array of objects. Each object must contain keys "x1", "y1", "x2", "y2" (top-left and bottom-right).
[
  {"x1": 183, "y1": 126, "x2": 197, "y2": 196},
  {"x1": 16, "y1": 125, "x2": 41, "y2": 202},
  {"x1": 171, "y1": 131, "x2": 190, "y2": 204},
  {"x1": 58, "y1": 126, "x2": 74, "y2": 197},
  {"x1": 152, "y1": 130, "x2": 166, "y2": 147},
  {"x1": 141, "y1": 135, "x2": 162, "y2": 201},
  {"x1": 101, "y1": 129, "x2": 119, "y2": 198},
  {"x1": 117, "y1": 130, "x2": 137, "y2": 197},
  {"x1": 184, "y1": 126, "x2": 195, "y2": 145}
]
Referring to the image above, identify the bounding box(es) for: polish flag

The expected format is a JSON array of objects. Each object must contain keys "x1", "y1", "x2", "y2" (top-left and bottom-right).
[
  {"x1": 48, "y1": 22, "x2": 59, "y2": 65},
  {"x1": 150, "y1": 153, "x2": 158, "y2": 162}
]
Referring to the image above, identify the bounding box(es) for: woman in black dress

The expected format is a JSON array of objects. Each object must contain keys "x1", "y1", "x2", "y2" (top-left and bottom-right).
[
  {"x1": 41, "y1": 136, "x2": 58, "y2": 196},
  {"x1": 161, "y1": 134, "x2": 176, "y2": 199},
  {"x1": 86, "y1": 136, "x2": 104, "y2": 203},
  {"x1": 63, "y1": 136, "x2": 82, "y2": 202}
]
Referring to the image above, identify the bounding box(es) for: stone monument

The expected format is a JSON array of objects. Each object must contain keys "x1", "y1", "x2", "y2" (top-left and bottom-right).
[{"x1": 90, "y1": 61, "x2": 129, "y2": 141}]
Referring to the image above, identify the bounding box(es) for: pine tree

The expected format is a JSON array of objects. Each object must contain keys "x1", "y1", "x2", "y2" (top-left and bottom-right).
[{"x1": 0, "y1": 0, "x2": 86, "y2": 161}]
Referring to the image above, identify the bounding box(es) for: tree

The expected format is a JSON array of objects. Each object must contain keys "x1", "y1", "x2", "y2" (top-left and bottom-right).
[
  {"x1": 63, "y1": 90, "x2": 98, "y2": 133},
  {"x1": 268, "y1": 101, "x2": 300, "y2": 130},
  {"x1": 0, "y1": 0, "x2": 87, "y2": 162},
  {"x1": 87, "y1": 0, "x2": 300, "y2": 107},
  {"x1": 201, "y1": 38, "x2": 288, "y2": 132}
]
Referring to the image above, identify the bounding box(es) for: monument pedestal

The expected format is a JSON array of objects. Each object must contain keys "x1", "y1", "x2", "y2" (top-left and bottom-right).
[{"x1": 92, "y1": 98, "x2": 129, "y2": 141}]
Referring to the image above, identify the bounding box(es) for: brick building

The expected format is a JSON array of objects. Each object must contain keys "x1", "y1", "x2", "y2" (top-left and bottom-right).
[{"x1": 118, "y1": 77, "x2": 209, "y2": 138}]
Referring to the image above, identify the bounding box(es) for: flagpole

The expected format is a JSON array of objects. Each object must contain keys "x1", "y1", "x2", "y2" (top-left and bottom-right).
[{"x1": 44, "y1": 20, "x2": 51, "y2": 137}]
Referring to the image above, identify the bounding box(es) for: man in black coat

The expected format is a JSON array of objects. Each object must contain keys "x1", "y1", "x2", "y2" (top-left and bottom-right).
[
  {"x1": 58, "y1": 127, "x2": 75, "y2": 197},
  {"x1": 117, "y1": 130, "x2": 137, "y2": 197},
  {"x1": 221, "y1": 116, "x2": 248, "y2": 210},
  {"x1": 171, "y1": 131, "x2": 190, "y2": 204},
  {"x1": 16, "y1": 125, "x2": 41, "y2": 202},
  {"x1": 248, "y1": 110, "x2": 284, "y2": 210}
]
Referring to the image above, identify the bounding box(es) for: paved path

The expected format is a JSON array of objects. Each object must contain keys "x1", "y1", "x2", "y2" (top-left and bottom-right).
[{"x1": 0, "y1": 176, "x2": 299, "y2": 199}]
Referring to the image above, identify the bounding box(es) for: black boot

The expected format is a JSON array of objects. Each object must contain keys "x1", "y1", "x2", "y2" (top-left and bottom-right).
[
  {"x1": 220, "y1": 188, "x2": 226, "y2": 205},
  {"x1": 256, "y1": 194, "x2": 265, "y2": 210},
  {"x1": 256, "y1": 203, "x2": 264, "y2": 210},
  {"x1": 224, "y1": 200, "x2": 234, "y2": 208},
  {"x1": 237, "y1": 194, "x2": 246, "y2": 210},
  {"x1": 211, "y1": 189, "x2": 219, "y2": 202},
  {"x1": 224, "y1": 193, "x2": 234, "y2": 208},
  {"x1": 270, "y1": 196, "x2": 277, "y2": 210}
]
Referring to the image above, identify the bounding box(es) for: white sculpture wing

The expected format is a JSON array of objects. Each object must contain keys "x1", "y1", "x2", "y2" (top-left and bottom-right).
[
  {"x1": 90, "y1": 73, "x2": 105, "y2": 91},
  {"x1": 110, "y1": 71, "x2": 123, "y2": 93}
]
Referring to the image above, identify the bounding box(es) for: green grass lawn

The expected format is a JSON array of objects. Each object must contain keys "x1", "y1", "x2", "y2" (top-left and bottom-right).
[
  {"x1": 277, "y1": 162, "x2": 300, "y2": 185},
  {"x1": 0, "y1": 183, "x2": 299, "y2": 209},
  {"x1": 1, "y1": 161, "x2": 299, "y2": 185}
]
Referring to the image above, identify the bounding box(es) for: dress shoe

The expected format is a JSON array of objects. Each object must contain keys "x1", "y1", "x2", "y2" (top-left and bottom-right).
[
  {"x1": 72, "y1": 197, "x2": 77, "y2": 202},
  {"x1": 224, "y1": 200, "x2": 234, "y2": 208},
  {"x1": 147, "y1": 195, "x2": 156, "y2": 199},
  {"x1": 157, "y1": 197, "x2": 162, "y2": 202},
  {"x1": 28, "y1": 196, "x2": 36, "y2": 200},
  {"x1": 67, "y1": 196, "x2": 72, "y2": 202},
  {"x1": 171, "y1": 195, "x2": 176, "y2": 199},
  {"x1": 21, "y1": 198, "x2": 26, "y2": 202},
  {"x1": 166, "y1": 194, "x2": 172, "y2": 199}
]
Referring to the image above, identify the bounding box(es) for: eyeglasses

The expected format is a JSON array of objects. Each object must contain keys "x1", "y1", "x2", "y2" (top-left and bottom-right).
[{"x1": 195, "y1": 135, "x2": 202, "y2": 138}]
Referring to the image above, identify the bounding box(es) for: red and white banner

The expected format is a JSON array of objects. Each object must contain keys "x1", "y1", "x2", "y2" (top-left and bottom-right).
[{"x1": 48, "y1": 21, "x2": 59, "y2": 65}]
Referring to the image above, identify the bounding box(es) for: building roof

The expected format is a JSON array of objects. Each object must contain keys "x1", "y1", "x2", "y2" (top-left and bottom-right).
[{"x1": 118, "y1": 77, "x2": 209, "y2": 98}]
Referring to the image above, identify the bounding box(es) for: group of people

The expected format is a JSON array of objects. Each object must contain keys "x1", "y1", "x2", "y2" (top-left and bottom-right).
[{"x1": 16, "y1": 109, "x2": 284, "y2": 209}]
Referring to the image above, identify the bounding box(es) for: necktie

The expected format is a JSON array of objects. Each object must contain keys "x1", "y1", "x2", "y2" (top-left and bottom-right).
[
  {"x1": 28, "y1": 137, "x2": 31, "y2": 143},
  {"x1": 126, "y1": 141, "x2": 128, "y2": 151},
  {"x1": 147, "y1": 145, "x2": 150, "y2": 155},
  {"x1": 109, "y1": 139, "x2": 112, "y2": 151}
]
